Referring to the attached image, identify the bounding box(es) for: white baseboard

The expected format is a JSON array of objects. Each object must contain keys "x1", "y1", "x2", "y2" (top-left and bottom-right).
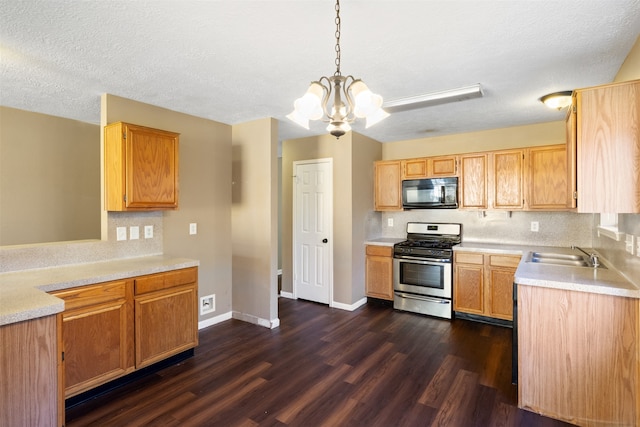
[
  {"x1": 232, "y1": 310, "x2": 280, "y2": 329},
  {"x1": 279, "y1": 291, "x2": 294, "y2": 299},
  {"x1": 332, "y1": 297, "x2": 367, "y2": 312},
  {"x1": 198, "y1": 311, "x2": 233, "y2": 330}
]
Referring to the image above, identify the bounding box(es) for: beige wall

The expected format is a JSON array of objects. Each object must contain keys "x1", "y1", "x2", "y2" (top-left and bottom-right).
[
  {"x1": 0, "y1": 107, "x2": 100, "y2": 245},
  {"x1": 281, "y1": 132, "x2": 381, "y2": 306},
  {"x1": 614, "y1": 35, "x2": 640, "y2": 82},
  {"x1": 231, "y1": 118, "x2": 279, "y2": 326},
  {"x1": 382, "y1": 121, "x2": 565, "y2": 160},
  {"x1": 102, "y1": 94, "x2": 233, "y2": 321}
]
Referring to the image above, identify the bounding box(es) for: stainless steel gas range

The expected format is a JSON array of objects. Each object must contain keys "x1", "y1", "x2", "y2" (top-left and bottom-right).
[{"x1": 393, "y1": 222, "x2": 461, "y2": 319}]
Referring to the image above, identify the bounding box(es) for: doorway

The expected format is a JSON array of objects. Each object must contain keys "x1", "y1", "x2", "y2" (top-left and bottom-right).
[{"x1": 292, "y1": 159, "x2": 333, "y2": 304}]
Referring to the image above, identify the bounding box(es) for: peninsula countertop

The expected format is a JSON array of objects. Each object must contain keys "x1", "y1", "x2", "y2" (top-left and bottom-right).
[
  {"x1": 454, "y1": 242, "x2": 639, "y2": 298},
  {"x1": 0, "y1": 255, "x2": 199, "y2": 326}
]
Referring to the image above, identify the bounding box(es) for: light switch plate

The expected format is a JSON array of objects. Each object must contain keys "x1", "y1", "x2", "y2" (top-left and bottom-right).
[
  {"x1": 116, "y1": 227, "x2": 127, "y2": 241},
  {"x1": 625, "y1": 234, "x2": 635, "y2": 255},
  {"x1": 129, "y1": 226, "x2": 140, "y2": 240},
  {"x1": 189, "y1": 223, "x2": 197, "y2": 235},
  {"x1": 144, "y1": 225, "x2": 153, "y2": 239}
]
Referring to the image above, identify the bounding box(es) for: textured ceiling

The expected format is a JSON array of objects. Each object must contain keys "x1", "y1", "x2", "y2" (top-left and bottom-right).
[{"x1": 1, "y1": 0, "x2": 639, "y2": 143}]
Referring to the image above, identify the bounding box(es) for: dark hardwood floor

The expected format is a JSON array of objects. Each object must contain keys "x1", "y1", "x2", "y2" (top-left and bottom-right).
[{"x1": 66, "y1": 298, "x2": 574, "y2": 426}]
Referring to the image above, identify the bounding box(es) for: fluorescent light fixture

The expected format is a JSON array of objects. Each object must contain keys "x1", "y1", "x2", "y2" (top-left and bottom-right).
[{"x1": 383, "y1": 84, "x2": 483, "y2": 112}]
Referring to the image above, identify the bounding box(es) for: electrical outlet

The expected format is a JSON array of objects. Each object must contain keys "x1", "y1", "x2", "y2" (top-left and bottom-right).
[
  {"x1": 144, "y1": 225, "x2": 153, "y2": 239},
  {"x1": 200, "y1": 294, "x2": 215, "y2": 315},
  {"x1": 189, "y1": 223, "x2": 197, "y2": 235},
  {"x1": 116, "y1": 227, "x2": 127, "y2": 241},
  {"x1": 626, "y1": 234, "x2": 635, "y2": 255},
  {"x1": 530, "y1": 221, "x2": 539, "y2": 232},
  {"x1": 129, "y1": 226, "x2": 140, "y2": 240},
  {"x1": 388, "y1": 218, "x2": 394, "y2": 227}
]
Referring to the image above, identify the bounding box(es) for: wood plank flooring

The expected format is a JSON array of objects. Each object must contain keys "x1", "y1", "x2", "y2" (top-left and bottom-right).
[{"x1": 66, "y1": 298, "x2": 575, "y2": 426}]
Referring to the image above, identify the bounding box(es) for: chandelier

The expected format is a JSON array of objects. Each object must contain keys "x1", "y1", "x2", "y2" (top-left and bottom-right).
[{"x1": 287, "y1": 0, "x2": 389, "y2": 138}]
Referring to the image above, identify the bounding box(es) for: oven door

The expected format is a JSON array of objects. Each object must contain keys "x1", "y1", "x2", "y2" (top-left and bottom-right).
[{"x1": 393, "y1": 257, "x2": 452, "y2": 299}]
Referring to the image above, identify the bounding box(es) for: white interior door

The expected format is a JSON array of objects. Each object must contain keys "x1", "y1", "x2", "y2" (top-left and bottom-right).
[{"x1": 293, "y1": 159, "x2": 333, "y2": 304}]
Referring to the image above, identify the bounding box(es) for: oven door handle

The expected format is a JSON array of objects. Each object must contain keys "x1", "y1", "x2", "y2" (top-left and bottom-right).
[
  {"x1": 395, "y1": 292, "x2": 451, "y2": 304},
  {"x1": 394, "y1": 256, "x2": 451, "y2": 263}
]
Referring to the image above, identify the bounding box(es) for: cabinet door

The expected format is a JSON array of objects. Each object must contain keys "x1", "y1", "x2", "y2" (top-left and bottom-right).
[
  {"x1": 365, "y1": 245, "x2": 394, "y2": 300},
  {"x1": 577, "y1": 80, "x2": 640, "y2": 213},
  {"x1": 402, "y1": 158, "x2": 428, "y2": 179},
  {"x1": 135, "y1": 284, "x2": 198, "y2": 368},
  {"x1": 52, "y1": 280, "x2": 134, "y2": 398},
  {"x1": 374, "y1": 160, "x2": 402, "y2": 211},
  {"x1": 61, "y1": 299, "x2": 133, "y2": 397},
  {"x1": 459, "y1": 154, "x2": 487, "y2": 209},
  {"x1": 527, "y1": 145, "x2": 570, "y2": 210},
  {"x1": 430, "y1": 155, "x2": 458, "y2": 177},
  {"x1": 486, "y1": 268, "x2": 515, "y2": 320},
  {"x1": 491, "y1": 149, "x2": 524, "y2": 209},
  {"x1": 105, "y1": 122, "x2": 180, "y2": 211},
  {"x1": 126, "y1": 125, "x2": 179, "y2": 209},
  {"x1": 453, "y1": 255, "x2": 484, "y2": 314},
  {"x1": 565, "y1": 100, "x2": 577, "y2": 209}
]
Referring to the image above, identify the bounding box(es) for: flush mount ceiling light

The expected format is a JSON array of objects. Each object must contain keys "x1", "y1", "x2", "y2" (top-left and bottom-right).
[
  {"x1": 287, "y1": 0, "x2": 388, "y2": 138},
  {"x1": 540, "y1": 91, "x2": 573, "y2": 110}
]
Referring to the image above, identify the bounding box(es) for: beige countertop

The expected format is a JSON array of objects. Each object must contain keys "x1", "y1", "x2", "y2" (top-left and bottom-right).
[
  {"x1": 0, "y1": 255, "x2": 199, "y2": 326},
  {"x1": 455, "y1": 242, "x2": 638, "y2": 298},
  {"x1": 364, "y1": 238, "x2": 405, "y2": 247}
]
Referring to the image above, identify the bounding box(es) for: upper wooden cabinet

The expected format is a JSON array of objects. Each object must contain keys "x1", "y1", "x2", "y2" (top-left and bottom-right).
[
  {"x1": 401, "y1": 155, "x2": 458, "y2": 179},
  {"x1": 573, "y1": 79, "x2": 640, "y2": 213},
  {"x1": 105, "y1": 122, "x2": 180, "y2": 211},
  {"x1": 459, "y1": 153, "x2": 488, "y2": 209},
  {"x1": 374, "y1": 160, "x2": 402, "y2": 211},
  {"x1": 491, "y1": 149, "x2": 525, "y2": 210},
  {"x1": 526, "y1": 145, "x2": 571, "y2": 210}
]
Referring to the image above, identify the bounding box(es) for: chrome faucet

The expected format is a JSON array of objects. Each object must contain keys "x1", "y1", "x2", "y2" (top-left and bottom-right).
[{"x1": 573, "y1": 246, "x2": 601, "y2": 268}]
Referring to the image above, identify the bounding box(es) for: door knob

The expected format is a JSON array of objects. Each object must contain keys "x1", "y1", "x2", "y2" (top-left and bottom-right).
[{"x1": 322, "y1": 238, "x2": 328, "y2": 243}]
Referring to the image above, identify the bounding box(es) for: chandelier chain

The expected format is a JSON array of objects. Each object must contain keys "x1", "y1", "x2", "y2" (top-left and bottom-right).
[{"x1": 334, "y1": 0, "x2": 341, "y2": 76}]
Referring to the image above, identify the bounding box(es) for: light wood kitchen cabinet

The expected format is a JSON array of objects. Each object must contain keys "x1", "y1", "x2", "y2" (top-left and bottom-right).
[
  {"x1": 574, "y1": 79, "x2": 640, "y2": 213},
  {"x1": 518, "y1": 285, "x2": 639, "y2": 426},
  {"x1": 454, "y1": 251, "x2": 520, "y2": 321},
  {"x1": 453, "y1": 252, "x2": 484, "y2": 314},
  {"x1": 401, "y1": 157, "x2": 428, "y2": 179},
  {"x1": 459, "y1": 154, "x2": 488, "y2": 209},
  {"x1": 50, "y1": 279, "x2": 135, "y2": 398},
  {"x1": 374, "y1": 160, "x2": 402, "y2": 211},
  {"x1": 491, "y1": 149, "x2": 524, "y2": 210},
  {"x1": 565, "y1": 107, "x2": 578, "y2": 209},
  {"x1": 365, "y1": 245, "x2": 394, "y2": 300},
  {"x1": 401, "y1": 155, "x2": 458, "y2": 179},
  {"x1": 105, "y1": 122, "x2": 180, "y2": 211},
  {"x1": 1, "y1": 315, "x2": 60, "y2": 427},
  {"x1": 134, "y1": 267, "x2": 199, "y2": 368},
  {"x1": 526, "y1": 144, "x2": 571, "y2": 210}
]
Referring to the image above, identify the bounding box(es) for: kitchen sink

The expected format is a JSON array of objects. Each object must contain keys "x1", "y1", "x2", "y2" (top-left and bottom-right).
[{"x1": 526, "y1": 250, "x2": 606, "y2": 268}]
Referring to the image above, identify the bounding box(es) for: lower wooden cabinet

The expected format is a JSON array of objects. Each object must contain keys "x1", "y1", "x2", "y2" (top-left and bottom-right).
[
  {"x1": 50, "y1": 267, "x2": 198, "y2": 401},
  {"x1": 453, "y1": 251, "x2": 520, "y2": 321},
  {"x1": 50, "y1": 279, "x2": 135, "y2": 398},
  {"x1": 365, "y1": 245, "x2": 394, "y2": 300},
  {"x1": 134, "y1": 267, "x2": 199, "y2": 368}
]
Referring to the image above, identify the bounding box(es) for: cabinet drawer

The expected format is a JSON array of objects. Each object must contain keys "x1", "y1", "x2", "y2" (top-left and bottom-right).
[
  {"x1": 366, "y1": 245, "x2": 393, "y2": 257},
  {"x1": 135, "y1": 267, "x2": 198, "y2": 295},
  {"x1": 50, "y1": 280, "x2": 128, "y2": 311},
  {"x1": 488, "y1": 255, "x2": 521, "y2": 268},
  {"x1": 454, "y1": 252, "x2": 484, "y2": 265}
]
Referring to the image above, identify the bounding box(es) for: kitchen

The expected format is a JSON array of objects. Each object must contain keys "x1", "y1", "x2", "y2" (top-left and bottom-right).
[{"x1": 1, "y1": 1, "x2": 640, "y2": 426}]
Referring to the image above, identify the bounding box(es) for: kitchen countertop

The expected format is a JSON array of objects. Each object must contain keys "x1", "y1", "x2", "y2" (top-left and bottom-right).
[
  {"x1": 0, "y1": 255, "x2": 199, "y2": 326},
  {"x1": 454, "y1": 242, "x2": 639, "y2": 298},
  {"x1": 364, "y1": 238, "x2": 405, "y2": 247}
]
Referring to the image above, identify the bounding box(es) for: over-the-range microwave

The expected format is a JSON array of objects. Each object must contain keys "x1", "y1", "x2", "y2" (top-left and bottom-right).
[{"x1": 402, "y1": 177, "x2": 458, "y2": 209}]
